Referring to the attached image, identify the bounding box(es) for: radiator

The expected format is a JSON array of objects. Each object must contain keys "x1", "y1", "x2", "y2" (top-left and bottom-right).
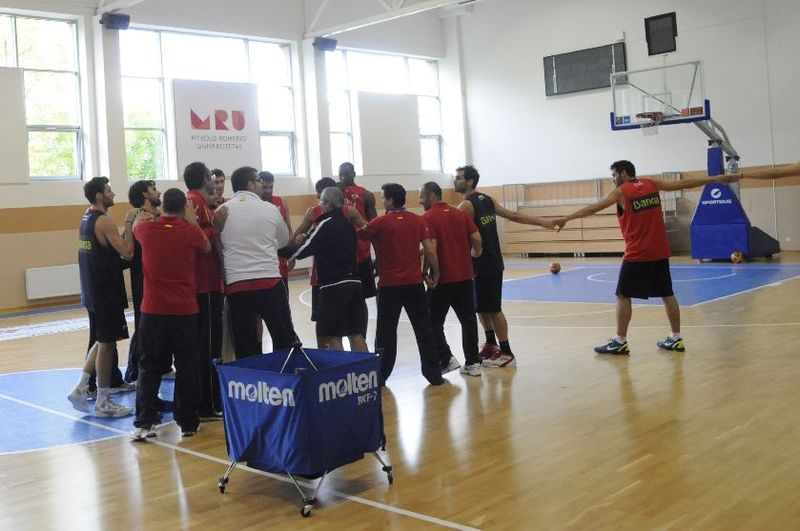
[{"x1": 25, "y1": 264, "x2": 81, "y2": 300}]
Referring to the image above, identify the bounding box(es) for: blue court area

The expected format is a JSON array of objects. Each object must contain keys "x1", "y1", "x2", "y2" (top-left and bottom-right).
[
  {"x1": 503, "y1": 263, "x2": 800, "y2": 306},
  {"x1": 0, "y1": 368, "x2": 173, "y2": 454}
]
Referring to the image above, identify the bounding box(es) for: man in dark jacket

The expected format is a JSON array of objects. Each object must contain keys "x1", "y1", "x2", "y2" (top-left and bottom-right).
[{"x1": 281, "y1": 186, "x2": 367, "y2": 352}]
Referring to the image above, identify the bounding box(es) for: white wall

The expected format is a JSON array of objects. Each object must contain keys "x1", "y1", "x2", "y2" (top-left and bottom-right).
[{"x1": 456, "y1": 0, "x2": 800, "y2": 186}]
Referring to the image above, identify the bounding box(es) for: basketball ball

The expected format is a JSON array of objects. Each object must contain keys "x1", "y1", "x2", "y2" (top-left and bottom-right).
[
  {"x1": 730, "y1": 251, "x2": 744, "y2": 264},
  {"x1": 549, "y1": 262, "x2": 561, "y2": 274}
]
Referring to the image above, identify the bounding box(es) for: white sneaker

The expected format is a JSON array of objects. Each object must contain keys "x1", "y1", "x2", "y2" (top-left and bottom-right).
[
  {"x1": 94, "y1": 398, "x2": 133, "y2": 417},
  {"x1": 482, "y1": 353, "x2": 517, "y2": 368},
  {"x1": 110, "y1": 381, "x2": 136, "y2": 394},
  {"x1": 441, "y1": 356, "x2": 462, "y2": 375},
  {"x1": 459, "y1": 363, "x2": 482, "y2": 377},
  {"x1": 131, "y1": 426, "x2": 156, "y2": 441},
  {"x1": 67, "y1": 387, "x2": 89, "y2": 413}
]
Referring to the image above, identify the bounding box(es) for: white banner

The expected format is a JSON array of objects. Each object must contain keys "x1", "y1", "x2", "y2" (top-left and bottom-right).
[{"x1": 173, "y1": 79, "x2": 261, "y2": 175}]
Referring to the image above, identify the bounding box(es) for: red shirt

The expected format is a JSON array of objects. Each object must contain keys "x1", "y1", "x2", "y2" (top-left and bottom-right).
[
  {"x1": 423, "y1": 202, "x2": 479, "y2": 284},
  {"x1": 360, "y1": 209, "x2": 431, "y2": 287},
  {"x1": 135, "y1": 216, "x2": 207, "y2": 315},
  {"x1": 186, "y1": 190, "x2": 222, "y2": 293},
  {"x1": 226, "y1": 278, "x2": 281, "y2": 295},
  {"x1": 268, "y1": 195, "x2": 290, "y2": 279},
  {"x1": 618, "y1": 178, "x2": 671, "y2": 262},
  {"x1": 343, "y1": 184, "x2": 372, "y2": 263}
]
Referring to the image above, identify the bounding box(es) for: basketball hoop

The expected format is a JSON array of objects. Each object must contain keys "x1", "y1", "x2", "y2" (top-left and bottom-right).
[{"x1": 635, "y1": 111, "x2": 663, "y2": 136}]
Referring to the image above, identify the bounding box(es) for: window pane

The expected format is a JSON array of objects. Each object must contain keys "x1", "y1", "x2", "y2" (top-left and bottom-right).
[
  {"x1": 28, "y1": 130, "x2": 78, "y2": 178},
  {"x1": 330, "y1": 133, "x2": 352, "y2": 175},
  {"x1": 325, "y1": 51, "x2": 347, "y2": 90},
  {"x1": 122, "y1": 78, "x2": 163, "y2": 128},
  {"x1": 24, "y1": 71, "x2": 79, "y2": 126},
  {"x1": 161, "y1": 33, "x2": 248, "y2": 82},
  {"x1": 418, "y1": 96, "x2": 442, "y2": 135},
  {"x1": 125, "y1": 130, "x2": 166, "y2": 180},
  {"x1": 120, "y1": 30, "x2": 162, "y2": 77},
  {"x1": 348, "y1": 52, "x2": 408, "y2": 93},
  {"x1": 328, "y1": 91, "x2": 350, "y2": 132},
  {"x1": 16, "y1": 18, "x2": 76, "y2": 71},
  {"x1": 257, "y1": 86, "x2": 293, "y2": 131},
  {"x1": 420, "y1": 137, "x2": 441, "y2": 173},
  {"x1": 260, "y1": 135, "x2": 294, "y2": 175},
  {"x1": 249, "y1": 41, "x2": 290, "y2": 86},
  {"x1": 0, "y1": 15, "x2": 13, "y2": 67},
  {"x1": 409, "y1": 59, "x2": 438, "y2": 96}
]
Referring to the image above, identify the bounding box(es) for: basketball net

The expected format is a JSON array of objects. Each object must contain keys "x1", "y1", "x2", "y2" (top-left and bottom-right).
[{"x1": 635, "y1": 111, "x2": 663, "y2": 136}]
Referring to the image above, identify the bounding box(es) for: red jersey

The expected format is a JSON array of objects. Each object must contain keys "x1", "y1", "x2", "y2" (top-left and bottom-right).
[
  {"x1": 359, "y1": 209, "x2": 431, "y2": 287},
  {"x1": 185, "y1": 190, "x2": 222, "y2": 293},
  {"x1": 343, "y1": 184, "x2": 372, "y2": 263},
  {"x1": 135, "y1": 216, "x2": 207, "y2": 315},
  {"x1": 423, "y1": 202, "x2": 479, "y2": 284},
  {"x1": 268, "y1": 195, "x2": 290, "y2": 278},
  {"x1": 617, "y1": 178, "x2": 671, "y2": 262},
  {"x1": 309, "y1": 204, "x2": 353, "y2": 286}
]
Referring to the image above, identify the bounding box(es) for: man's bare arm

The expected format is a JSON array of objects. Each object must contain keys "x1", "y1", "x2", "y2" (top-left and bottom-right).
[
  {"x1": 292, "y1": 208, "x2": 315, "y2": 239},
  {"x1": 494, "y1": 201, "x2": 556, "y2": 229},
  {"x1": 363, "y1": 190, "x2": 378, "y2": 220},
  {"x1": 654, "y1": 173, "x2": 740, "y2": 192},
  {"x1": 97, "y1": 215, "x2": 134, "y2": 260},
  {"x1": 470, "y1": 231, "x2": 483, "y2": 258},
  {"x1": 422, "y1": 238, "x2": 439, "y2": 289},
  {"x1": 553, "y1": 188, "x2": 623, "y2": 231},
  {"x1": 739, "y1": 162, "x2": 800, "y2": 181}
]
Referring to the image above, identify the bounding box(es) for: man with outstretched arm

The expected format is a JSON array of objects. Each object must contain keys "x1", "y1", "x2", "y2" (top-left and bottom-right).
[{"x1": 552, "y1": 160, "x2": 741, "y2": 355}]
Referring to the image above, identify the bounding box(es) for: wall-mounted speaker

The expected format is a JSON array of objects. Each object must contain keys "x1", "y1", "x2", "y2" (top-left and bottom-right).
[
  {"x1": 312, "y1": 37, "x2": 338, "y2": 52},
  {"x1": 644, "y1": 12, "x2": 677, "y2": 55},
  {"x1": 99, "y1": 13, "x2": 131, "y2": 31}
]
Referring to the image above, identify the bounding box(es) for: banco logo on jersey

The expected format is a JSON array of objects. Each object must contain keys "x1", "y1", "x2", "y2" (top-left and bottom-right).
[
  {"x1": 631, "y1": 193, "x2": 661, "y2": 213},
  {"x1": 228, "y1": 380, "x2": 295, "y2": 407},
  {"x1": 701, "y1": 187, "x2": 733, "y2": 206},
  {"x1": 318, "y1": 370, "x2": 378, "y2": 403}
]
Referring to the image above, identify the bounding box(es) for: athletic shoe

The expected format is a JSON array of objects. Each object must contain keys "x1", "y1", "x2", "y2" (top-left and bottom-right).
[
  {"x1": 478, "y1": 343, "x2": 501, "y2": 359},
  {"x1": 131, "y1": 426, "x2": 156, "y2": 441},
  {"x1": 657, "y1": 336, "x2": 685, "y2": 352},
  {"x1": 460, "y1": 363, "x2": 482, "y2": 377},
  {"x1": 441, "y1": 356, "x2": 462, "y2": 375},
  {"x1": 110, "y1": 381, "x2": 136, "y2": 394},
  {"x1": 67, "y1": 387, "x2": 89, "y2": 413},
  {"x1": 86, "y1": 388, "x2": 97, "y2": 401},
  {"x1": 182, "y1": 426, "x2": 200, "y2": 437},
  {"x1": 594, "y1": 339, "x2": 630, "y2": 355},
  {"x1": 482, "y1": 353, "x2": 517, "y2": 368},
  {"x1": 94, "y1": 399, "x2": 133, "y2": 417}
]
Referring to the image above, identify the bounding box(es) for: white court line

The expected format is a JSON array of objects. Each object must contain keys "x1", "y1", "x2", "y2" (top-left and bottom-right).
[
  {"x1": 502, "y1": 322, "x2": 800, "y2": 330},
  {"x1": 686, "y1": 273, "x2": 800, "y2": 307},
  {"x1": 586, "y1": 272, "x2": 736, "y2": 283},
  {"x1": 0, "y1": 392, "x2": 480, "y2": 531}
]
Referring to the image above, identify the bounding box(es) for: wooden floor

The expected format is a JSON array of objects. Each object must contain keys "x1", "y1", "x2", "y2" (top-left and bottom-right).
[{"x1": 2, "y1": 255, "x2": 800, "y2": 530}]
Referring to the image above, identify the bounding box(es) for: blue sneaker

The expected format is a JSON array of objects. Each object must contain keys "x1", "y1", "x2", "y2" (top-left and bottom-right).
[
  {"x1": 657, "y1": 336, "x2": 685, "y2": 352},
  {"x1": 594, "y1": 338, "x2": 630, "y2": 355}
]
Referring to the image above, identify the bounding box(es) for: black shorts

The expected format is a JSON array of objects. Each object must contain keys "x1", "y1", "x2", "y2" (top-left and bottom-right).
[
  {"x1": 316, "y1": 281, "x2": 366, "y2": 338},
  {"x1": 358, "y1": 260, "x2": 377, "y2": 299},
  {"x1": 88, "y1": 309, "x2": 129, "y2": 343},
  {"x1": 616, "y1": 259, "x2": 674, "y2": 299},
  {"x1": 310, "y1": 285, "x2": 320, "y2": 321},
  {"x1": 474, "y1": 272, "x2": 503, "y2": 313}
]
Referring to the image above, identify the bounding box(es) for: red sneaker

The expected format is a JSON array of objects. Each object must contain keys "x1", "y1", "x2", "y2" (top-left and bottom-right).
[{"x1": 479, "y1": 343, "x2": 501, "y2": 359}]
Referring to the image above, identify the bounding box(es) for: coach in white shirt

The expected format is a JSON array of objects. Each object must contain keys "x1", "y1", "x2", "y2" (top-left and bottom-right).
[{"x1": 213, "y1": 166, "x2": 298, "y2": 358}]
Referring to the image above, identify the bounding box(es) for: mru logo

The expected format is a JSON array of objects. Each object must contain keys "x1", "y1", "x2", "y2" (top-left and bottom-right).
[
  {"x1": 191, "y1": 109, "x2": 246, "y2": 131},
  {"x1": 701, "y1": 187, "x2": 733, "y2": 206},
  {"x1": 318, "y1": 371, "x2": 378, "y2": 403},
  {"x1": 228, "y1": 380, "x2": 295, "y2": 407}
]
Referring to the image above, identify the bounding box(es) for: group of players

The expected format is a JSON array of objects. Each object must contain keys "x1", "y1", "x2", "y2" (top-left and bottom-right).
[{"x1": 66, "y1": 156, "x2": 799, "y2": 440}]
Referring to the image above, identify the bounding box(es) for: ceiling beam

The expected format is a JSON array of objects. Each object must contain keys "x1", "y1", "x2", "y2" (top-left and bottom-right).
[
  {"x1": 97, "y1": 0, "x2": 149, "y2": 14},
  {"x1": 304, "y1": 0, "x2": 477, "y2": 39}
]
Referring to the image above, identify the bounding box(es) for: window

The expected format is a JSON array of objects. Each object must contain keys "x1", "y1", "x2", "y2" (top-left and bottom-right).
[
  {"x1": 120, "y1": 29, "x2": 296, "y2": 179},
  {"x1": 326, "y1": 50, "x2": 443, "y2": 175},
  {"x1": 1, "y1": 14, "x2": 83, "y2": 180}
]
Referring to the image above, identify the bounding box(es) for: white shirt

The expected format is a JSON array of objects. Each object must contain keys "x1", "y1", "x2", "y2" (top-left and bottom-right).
[{"x1": 219, "y1": 190, "x2": 290, "y2": 285}]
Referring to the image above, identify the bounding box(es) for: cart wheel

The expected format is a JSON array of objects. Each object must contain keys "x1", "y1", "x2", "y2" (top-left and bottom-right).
[
  {"x1": 387, "y1": 472, "x2": 394, "y2": 485},
  {"x1": 218, "y1": 477, "x2": 228, "y2": 494},
  {"x1": 301, "y1": 505, "x2": 312, "y2": 517}
]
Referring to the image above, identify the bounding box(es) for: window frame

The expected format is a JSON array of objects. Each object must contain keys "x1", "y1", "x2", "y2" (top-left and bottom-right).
[
  {"x1": 120, "y1": 28, "x2": 298, "y2": 180},
  {"x1": 1, "y1": 13, "x2": 84, "y2": 181}
]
